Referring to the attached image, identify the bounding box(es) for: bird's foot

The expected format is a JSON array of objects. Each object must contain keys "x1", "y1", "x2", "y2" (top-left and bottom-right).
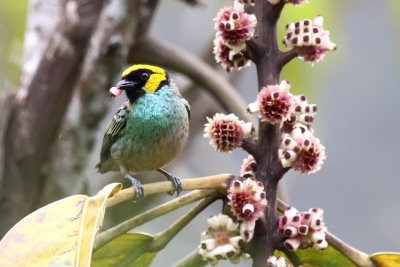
[
  {"x1": 126, "y1": 173, "x2": 144, "y2": 202},
  {"x1": 157, "y1": 168, "x2": 183, "y2": 196}
]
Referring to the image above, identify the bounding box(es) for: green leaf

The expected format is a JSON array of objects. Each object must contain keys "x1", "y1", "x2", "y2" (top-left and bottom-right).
[
  {"x1": 371, "y1": 252, "x2": 400, "y2": 267},
  {"x1": 277, "y1": 245, "x2": 357, "y2": 267},
  {"x1": 92, "y1": 233, "x2": 156, "y2": 267}
]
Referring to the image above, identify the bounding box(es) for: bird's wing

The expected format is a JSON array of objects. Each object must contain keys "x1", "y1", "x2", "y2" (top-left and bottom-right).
[
  {"x1": 99, "y1": 101, "x2": 130, "y2": 163},
  {"x1": 184, "y1": 99, "x2": 191, "y2": 120}
]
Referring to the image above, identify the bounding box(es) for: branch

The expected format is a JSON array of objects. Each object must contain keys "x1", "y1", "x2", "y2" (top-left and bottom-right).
[
  {"x1": 241, "y1": 139, "x2": 259, "y2": 158},
  {"x1": 0, "y1": 89, "x2": 16, "y2": 197},
  {"x1": 128, "y1": 36, "x2": 252, "y2": 122},
  {"x1": 134, "y1": 0, "x2": 159, "y2": 40},
  {"x1": 150, "y1": 197, "x2": 217, "y2": 251},
  {"x1": 278, "y1": 49, "x2": 298, "y2": 70},
  {"x1": 94, "y1": 189, "x2": 220, "y2": 250},
  {"x1": 249, "y1": 0, "x2": 287, "y2": 265},
  {"x1": 105, "y1": 197, "x2": 216, "y2": 265},
  {"x1": 20, "y1": 0, "x2": 60, "y2": 89},
  {"x1": 245, "y1": 38, "x2": 264, "y2": 63},
  {"x1": 106, "y1": 173, "x2": 233, "y2": 208}
]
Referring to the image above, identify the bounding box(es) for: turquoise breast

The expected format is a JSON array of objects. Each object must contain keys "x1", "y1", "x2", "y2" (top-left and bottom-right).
[{"x1": 110, "y1": 85, "x2": 189, "y2": 173}]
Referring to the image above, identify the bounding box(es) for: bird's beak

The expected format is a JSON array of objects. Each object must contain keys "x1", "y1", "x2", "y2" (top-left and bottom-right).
[{"x1": 116, "y1": 79, "x2": 137, "y2": 90}]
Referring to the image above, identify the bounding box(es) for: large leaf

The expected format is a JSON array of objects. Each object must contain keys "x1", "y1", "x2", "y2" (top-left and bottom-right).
[
  {"x1": 277, "y1": 245, "x2": 357, "y2": 267},
  {"x1": 371, "y1": 252, "x2": 400, "y2": 267},
  {"x1": 92, "y1": 233, "x2": 156, "y2": 267},
  {"x1": 0, "y1": 183, "x2": 122, "y2": 267}
]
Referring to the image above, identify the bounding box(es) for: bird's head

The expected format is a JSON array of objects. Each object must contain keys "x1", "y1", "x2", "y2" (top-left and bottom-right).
[{"x1": 110, "y1": 64, "x2": 169, "y2": 102}]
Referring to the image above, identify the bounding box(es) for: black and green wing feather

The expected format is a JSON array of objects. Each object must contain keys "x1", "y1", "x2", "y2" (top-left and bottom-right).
[{"x1": 99, "y1": 102, "x2": 130, "y2": 165}]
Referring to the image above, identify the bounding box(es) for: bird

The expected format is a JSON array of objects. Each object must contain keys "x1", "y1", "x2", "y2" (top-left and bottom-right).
[{"x1": 96, "y1": 64, "x2": 190, "y2": 201}]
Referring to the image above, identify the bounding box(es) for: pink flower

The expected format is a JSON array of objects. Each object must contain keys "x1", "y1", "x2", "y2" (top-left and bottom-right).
[
  {"x1": 248, "y1": 80, "x2": 294, "y2": 125},
  {"x1": 213, "y1": 2, "x2": 256, "y2": 71},
  {"x1": 284, "y1": 16, "x2": 336, "y2": 64},
  {"x1": 228, "y1": 178, "x2": 268, "y2": 238},
  {"x1": 204, "y1": 113, "x2": 253, "y2": 153},
  {"x1": 213, "y1": 37, "x2": 250, "y2": 72},
  {"x1": 240, "y1": 155, "x2": 257, "y2": 179},
  {"x1": 214, "y1": 4, "x2": 256, "y2": 49},
  {"x1": 198, "y1": 214, "x2": 250, "y2": 264},
  {"x1": 285, "y1": 94, "x2": 317, "y2": 128},
  {"x1": 277, "y1": 207, "x2": 328, "y2": 251},
  {"x1": 279, "y1": 126, "x2": 326, "y2": 174}
]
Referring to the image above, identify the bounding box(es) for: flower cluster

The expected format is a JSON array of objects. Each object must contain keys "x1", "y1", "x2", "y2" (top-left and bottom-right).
[
  {"x1": 213, "y1": 1, "x2": 256, "y2": 71},
  {"x1": 245, "y1": 80, "x2": 325, "y2": 174},
  {"x1": 204, "y1": 113, "x2": 253, "y2": 153},
  {"x1": 240, "y1": 155, "x2": 257, "y2": 179},
  {"x1": 267, "y1": 256, "x2": 293, "y2": 267},
  {"x1": 284, "y1": 16, "x2": 336, "y2": 64},
  {"x1": 198, "y1": 214, "x2": 249, "y2": 264},
  {"x1": 279, "y1": 126, "x2": 326, "y2": 174},
  {"x1": 228, "y1": 178, "x2": 268, "y2": 242},
  {"x1": 213, "y1": 40, "x2": 250, "y2": 71},
  {"x1": 277, "y1": 207, "x2": 328, "y2": 251},
  {"x1": 285, "y1": 95, "x2": 317, "y2": 129},
  {"x1": 248, "y1": 80, "x2": 294, "y2": 125}
]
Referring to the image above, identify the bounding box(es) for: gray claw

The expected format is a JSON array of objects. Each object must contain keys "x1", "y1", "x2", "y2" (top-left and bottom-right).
[
  {"x1": 157, "y1": 169, "x2": 183, "y2": 196},
  {"x1": 126, "y1": 173, "x2": 144, "y2": 202}
]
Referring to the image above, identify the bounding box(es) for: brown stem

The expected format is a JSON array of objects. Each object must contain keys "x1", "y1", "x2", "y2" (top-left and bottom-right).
[
  {"x1": 248, "y1": 1, "x2": 286, "y2": 266},
  {"x1": 278, "y1": 49, "x2": 299, "y2": 70},
  {"x1": 241, "y1": 139, "x2": 258, "y2": 157}
]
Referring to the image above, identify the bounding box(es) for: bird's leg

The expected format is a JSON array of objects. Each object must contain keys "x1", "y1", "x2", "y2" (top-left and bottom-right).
[
  {"x1": 125, "y1": 171, "x2": 144, "y2": 202},
  {"x1": 157, "y1": 168, "x2": 183, "y2": 196}
]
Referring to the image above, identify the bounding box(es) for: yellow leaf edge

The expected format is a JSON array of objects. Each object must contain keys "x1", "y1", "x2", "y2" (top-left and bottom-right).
[
  {"x1": 77, "y1": 183, "x2": 122, "y2": 266},
  {"x1": 370, "y1": 252, "x2": 400, "y2": 267}
]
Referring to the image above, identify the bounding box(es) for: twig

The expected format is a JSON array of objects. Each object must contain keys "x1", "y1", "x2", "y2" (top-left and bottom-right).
[
  {"x1": 106, "y1": 173, "x2": 233, "y2": 208},
  {"x1": 150, "y1": 197, "x2": 217, "y2": 251},
  {"x1": 109, "y1": 197, "x2": 216, "y2": 266},
  {"x1": 94, "y1": 189, "x2": 220, "y2": 250},
  {"x1": 241, "y1": 139, "x2": 259, "y2": 158},
  {"x1": 278, "y1": 49, "x2": 298, "y2": 70}
]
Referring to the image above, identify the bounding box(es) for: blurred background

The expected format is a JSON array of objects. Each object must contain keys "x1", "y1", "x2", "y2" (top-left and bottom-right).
[{"x1": 1, "y1": 0, "x2": 399, "y2": 266}]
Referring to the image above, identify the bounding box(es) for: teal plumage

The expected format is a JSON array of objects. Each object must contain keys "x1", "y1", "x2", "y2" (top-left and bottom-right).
[
  {"x1": 98, "y1": 84, "x2": 189, "y2": 174},
  {"x1": 96, "y1": 64, "x2": 190, "y2": 200}
]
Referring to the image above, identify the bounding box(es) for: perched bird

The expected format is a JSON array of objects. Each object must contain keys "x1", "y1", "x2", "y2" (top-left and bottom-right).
[{"x1": 96, "y1": 64, "x2": 190, "y2": 200}]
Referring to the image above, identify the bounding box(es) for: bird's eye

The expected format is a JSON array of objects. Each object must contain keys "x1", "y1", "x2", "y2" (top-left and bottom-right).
[{"x1": 140, "y1": 72, "x2": 150, "y2": 81}]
